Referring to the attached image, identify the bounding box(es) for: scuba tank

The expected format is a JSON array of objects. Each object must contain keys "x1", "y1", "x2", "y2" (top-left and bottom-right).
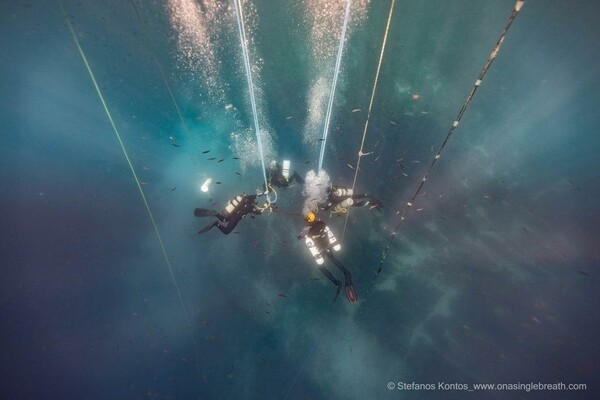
[
  {"x1": 332, "y1": 197, "x2": 353, "y2": 214},
  {"x1": 282, "y1": 160, "x2": 291, "y2": 180},
  {"x1": 333, "y1": 187, "x2": 353, "y2": 197},
  {"x1": 305, "y1": 236, "x2": 325, "y2": 265},
  {"x1": 222, "y1": 195, "x2": 244, "y2": 218},
  {"x1": 324, "y1": 226, "x2": 341, "y2": 251}
]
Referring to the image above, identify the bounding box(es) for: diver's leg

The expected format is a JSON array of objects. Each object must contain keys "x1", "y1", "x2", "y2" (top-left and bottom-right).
[
  {"x1": 198, "y1": 221, "x2": 219, "y2": 234},
  {"x1": 351, "y1": 194, "x2": 382, "y2": 210},
  {"x1": 350, "y1": 194, "x2": 370, "y2": 207},
  {"x1": 318, "y1": 266, "x2": 342, "y2": 303},
  {"x1": 194, "y1": 208, "x2": 218, "y2": 217},
  {"x1": 326, "y1": 253, "x2": 357, "y2": 303},
  {"x1": 217, "y1": 215, "x2": 240, "y2": 235},
  {"x1": 291, "y1": 171, "x2": 304, "y2": 184}
]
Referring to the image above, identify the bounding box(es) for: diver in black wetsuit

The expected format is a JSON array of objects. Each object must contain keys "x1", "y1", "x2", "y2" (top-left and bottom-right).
[
  {"x1": 319, "y1": 185, "x2": 382, "y2": 214},
  {"x1": 267, "y1": 161, "x2": 304, "y2": 189},
  {"x1": 194, "y1": 193, "x2": 265, "y2": 235},
  {"x1": 298, "y1": 211, "x2": 357, "y2": 304}
]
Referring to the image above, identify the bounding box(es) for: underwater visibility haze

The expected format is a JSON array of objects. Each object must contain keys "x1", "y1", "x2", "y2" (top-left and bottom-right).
[{"x1": 1, "y1": 0, "x2": 599, "y2": 399}]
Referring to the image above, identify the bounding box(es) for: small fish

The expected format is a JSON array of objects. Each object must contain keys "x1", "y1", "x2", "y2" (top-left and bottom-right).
[
  {"x1": 208, "y1": 157, "x2": 216, "y2": 160},
  {"x1": 318, "y1": 138, "x2": 325, "y2": 141},
  {"x1": 402, "y1": 172, "x2": 408, "y2": 177},
  {"x1": 286, "y1": 116, "x2": 293, "y2": 120},
  {"x1": 217, "y1": 159, "x2": 224, "y2": 163},
  {"x1": 483, "y1": 195, "x2": 492, "y2": 199},
  {"x1": 210, "y1": 202, "x2": 218, "y2": 206},
  {"x1": 170, "y1": 186, "x2": 177, "y2": 191},
  {"x1": 411, "y1": 160, "x2": 420, "y2": 163},
  {"x1": 352, "y1": 108, "x2": 362, "y2": 113},
  {"x1": 278, "y1": 293, "x2": 287, "y2": 298},
  {"x1": 305, "y1": 160, "x2": 310, "y2": 165},
  {"x1": 416, "y1": 208, "x2": 424, "y2": 212},
  {"x1": 236, "y1": 172, "x2": 241, "y2": 176},
  {"x1": 347, "y1": 163, "x2": 355, "y2": 170},
  {"x1": 233, "y1": 157, "x2": 240, "y2": 160},
  {"x1": 349, "y1": 345, "x2": 353, "y2": 353},
  {"x1": 233, "y1": 231, "x2": 240, "y2": 234},
  {"x1": 412, "y1": 93, "x2": 420, "y2": 100},
  {"x1": 374, "y1": 155, "x2": 380, "y2": 162},
  {"x1": 578, "y1": 270, "x2": 589, "y2": 277},
  {"x1": 390, "y1": 120, "x2": 397, "y2": 125},
  {"x1": 258, "y1": 357, "x2": 266, "y2": 363},
  {"x1": 202, "y1": 150, "x2": 211, "y2": 154},
  {"x1": 265, "y1": 302, "x2": 271, "y2": 308},
  {"x1": 310, "y1": 277, "x2": 320, "y2": 281},
  {"x1": 265, "y1": 311, "x2": 270, "y2": 315},
  {"x1": 215, "y1": 181, "x2": 221, "y2": 184},
  {"x1": 171, "y1": 143, "x2": 181, "y2": 147}
]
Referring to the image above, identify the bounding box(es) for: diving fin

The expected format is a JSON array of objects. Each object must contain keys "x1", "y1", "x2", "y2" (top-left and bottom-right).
[
  {"x1": 345, "y1": 283, "x2": 357, "y2": 304},
  {"x1": 194, "y1": 208, "x2": 218, "y2": 217},
  {"x1": 198, "y1": 221, "x2": 218, "y2": 234}
]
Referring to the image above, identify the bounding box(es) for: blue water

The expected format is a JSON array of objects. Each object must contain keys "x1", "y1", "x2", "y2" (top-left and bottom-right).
[{"x1": 1, "y1": 1, "x2": 599, "y2": 399}]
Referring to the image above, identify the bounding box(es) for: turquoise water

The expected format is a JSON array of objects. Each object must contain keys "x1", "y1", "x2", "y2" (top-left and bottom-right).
[{"x1": 1, "y1": 1, "x2": 599, "y2": 399}]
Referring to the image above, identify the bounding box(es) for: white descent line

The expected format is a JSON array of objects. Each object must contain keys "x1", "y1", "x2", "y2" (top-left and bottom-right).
[
  {"x1": 61, "y1": 7, "x2": 193, "y2": 329},
  {"x1": 233, "y1": 0, "x2": 270, "y2": 198}
]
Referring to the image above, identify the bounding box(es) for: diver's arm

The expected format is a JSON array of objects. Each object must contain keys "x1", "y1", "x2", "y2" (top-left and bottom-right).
[{"x1": 297, "y1": 226, "x2": 310, "y2": 240}]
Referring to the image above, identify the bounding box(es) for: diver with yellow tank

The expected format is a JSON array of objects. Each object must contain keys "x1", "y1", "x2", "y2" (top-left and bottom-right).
[{"x1": 298, "y1": 211, "x2": 357, "y2": 304}]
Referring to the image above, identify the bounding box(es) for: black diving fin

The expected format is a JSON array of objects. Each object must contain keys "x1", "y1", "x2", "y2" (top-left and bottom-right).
[{"x1": 345, "y1": 283, "x2": 357, "y2": 304}]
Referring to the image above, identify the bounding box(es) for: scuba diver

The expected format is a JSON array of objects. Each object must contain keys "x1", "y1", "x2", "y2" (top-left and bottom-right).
[
  {"x1": 319, "y1": 185, "x2": 382, "y2": 214},
  {"x1": 267, "y1": 160, "x2": 304, "y2": 189},
  {"x1": 298, "y1": 211, "x2": 357, "y2": 304},
  {"x1": 194, "y1": 193, "x2": 267, "y2": 235}
]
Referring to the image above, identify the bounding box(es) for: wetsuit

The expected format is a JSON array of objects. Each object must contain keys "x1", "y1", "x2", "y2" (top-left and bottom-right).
[
  {"x1": 195, "y1": 194, "x2": 262, "y2": 235},
  {"x1": 300, "y1": 220, "x2": 357, "y2": 303},
  {"x1": 268, "y1": 164, "x2": 304, "y2": 188}
]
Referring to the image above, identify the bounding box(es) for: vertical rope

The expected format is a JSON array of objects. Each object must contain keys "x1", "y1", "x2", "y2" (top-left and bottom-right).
[
  {"x1": 59, "y1": 2, "x2": 201, "y2": 383},
  {"x1": 342, "y1": 0, "x2": 396, "y2": 239},
  {"x1": 233, "y1": 0, "x2": 270, "y2": 198},
  {"x1": 368, "y1": 0, "x2": 526, "y2": 292}
]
